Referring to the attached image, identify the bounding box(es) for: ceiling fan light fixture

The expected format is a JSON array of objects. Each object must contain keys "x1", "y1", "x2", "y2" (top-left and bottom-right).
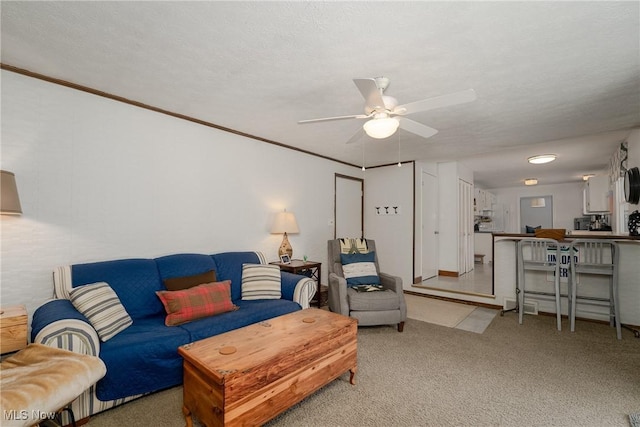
[
  {"x1": 363, "y1": 117, "x2": 399, "y2": 139},
  {"x1": 527, "y1": 154, "x2": 556, "y2": 164}
]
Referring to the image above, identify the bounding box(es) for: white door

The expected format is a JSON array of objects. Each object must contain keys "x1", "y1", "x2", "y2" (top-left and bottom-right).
[
  {"x1": 422, "y1": 171, "x2": 438, "y2": 280},
  {"x1": 458, "y1": 179, "x2": 474, "y2": 275},
  {"x1": 335, "y1": 174, "x2": 363, "y2": 238}
]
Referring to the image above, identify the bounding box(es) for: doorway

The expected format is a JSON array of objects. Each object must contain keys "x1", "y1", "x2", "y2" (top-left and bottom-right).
[
  {"x1": 421, "y1": 171, "x2": 438, "y2": 280},
  {"x1": 520, "y1": 196, "x2": 553, "y2": 232},
  {"x1": 335, "y1": 174, "x2": 363, "y2": 238}
]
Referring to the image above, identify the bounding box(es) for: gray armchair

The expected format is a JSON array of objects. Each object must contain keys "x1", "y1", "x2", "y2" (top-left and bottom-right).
[{"x1": 327, "y1": 239, "x2": 407, "y2": 332}]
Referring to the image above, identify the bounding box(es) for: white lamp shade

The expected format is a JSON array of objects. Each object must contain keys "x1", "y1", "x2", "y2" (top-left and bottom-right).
[
  {"x1": 531, "y1": 198, "x2": 546, "y2": 208},
  {"x1": 1, "y1": 170, "x2": 22, "y2": 215},
  {"x1": 271, "y1": 211, "x2": 299, "y2": 234},
  {"x1": 363, "y1": 117, "x2": 400, "y2": 139}
]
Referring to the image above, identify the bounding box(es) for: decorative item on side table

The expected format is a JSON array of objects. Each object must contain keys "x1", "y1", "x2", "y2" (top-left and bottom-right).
[
  {"x1": 270, "y1": 209, "x2": 299, "y2": 257},
  {"x1": 279, "y1": 254, "x2": 291, "y2": 264}
]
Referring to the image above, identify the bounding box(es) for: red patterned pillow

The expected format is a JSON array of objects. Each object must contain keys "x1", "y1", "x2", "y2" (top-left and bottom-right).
[{"x1": 156, "y1": 280, "x2": 238, "y2": 326}]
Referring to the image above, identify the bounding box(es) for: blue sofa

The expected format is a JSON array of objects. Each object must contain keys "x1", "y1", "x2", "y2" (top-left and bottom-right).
[{"x1": 30, "y1": 251, "x2": 316, "y2": 422}]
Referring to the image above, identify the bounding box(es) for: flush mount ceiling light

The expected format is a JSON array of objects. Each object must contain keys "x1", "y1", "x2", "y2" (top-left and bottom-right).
[
  {"x1": 362, "y1": 115, "x2": 400, "y2": 139},
  {"x1": 527, "y1": 154, "x2": 557, "y2": 164},
  {"x1": 524, "y1": 178, "x2": 538, "y2": 186}
]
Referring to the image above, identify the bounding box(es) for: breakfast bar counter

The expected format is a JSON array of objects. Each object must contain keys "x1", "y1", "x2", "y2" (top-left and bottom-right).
[{"x1": 491, "y1": 233, "x2": 640, "y2": 328}]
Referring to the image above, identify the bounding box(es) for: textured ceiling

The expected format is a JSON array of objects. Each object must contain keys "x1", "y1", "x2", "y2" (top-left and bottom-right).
[{"x1": 1, "y1": 1, "x2": 639, "y2": 188}]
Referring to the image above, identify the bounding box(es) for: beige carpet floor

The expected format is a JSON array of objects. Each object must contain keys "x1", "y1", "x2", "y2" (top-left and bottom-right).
[{"x1": 86, "y1": 314, "x2": 640, "y2": 427}]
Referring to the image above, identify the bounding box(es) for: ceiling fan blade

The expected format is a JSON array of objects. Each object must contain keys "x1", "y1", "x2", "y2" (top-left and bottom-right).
[
  {"x1": 298, "y1": 114, "x2": 369, "y2": 124},
  {"x1": 345, "y1": 128, "x2": 365, "y2": 145},
  {"x1": 394, "y1": 89, "x2": 477, "y2": 115},
  {"x1": 353, "y1": 78, "x2": 386, "y2": 111},
  {"x1": 397, "y1": 117, "x2": 439, "y2": 139}
]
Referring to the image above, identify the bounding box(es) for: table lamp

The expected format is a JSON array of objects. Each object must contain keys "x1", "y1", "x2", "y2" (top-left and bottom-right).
[
  {"x1": 1, "y1": 170, "x2": 22, "y2": 215},
  {"x1": 271, "y1": 210, "x2": 299, "y2": 257}
]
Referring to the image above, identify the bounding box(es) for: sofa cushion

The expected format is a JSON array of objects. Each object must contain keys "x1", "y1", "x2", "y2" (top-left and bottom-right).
[
  {"x1": 156, "y1": 281, "x2": 238, "y2": 326},
  {"x1": 241, "y1": 264, "x2": 281, "y2": 300},
  {"x1": 95, "y1": 314, "x2": 191, "y2": 401},
  {"x1": 72, "y1": 259, "x2": 164, "y2": 320},
  {"x1": 155, "y1": 253, "x2": 218, "y2": 287},
  {"x1": 69, "y1": 282, "x2": 133, "y2": 341},
  {"x1": 340, "y1": 251, "x2": 381, "y2": 286},
  {"x1": 211, "y1": 252, "x2": 263, "y2": 301},
  {"x1": 347, "y1": 288, "x2": 400, "y2": 311},
  {"x1": 162, "y1": 270, "x2": 217, "y2": 291}
]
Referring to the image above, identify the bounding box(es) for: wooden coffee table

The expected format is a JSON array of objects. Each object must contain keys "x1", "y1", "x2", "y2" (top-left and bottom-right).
[{"x1": 178, "y1": 308, "x2": 357, "y2": 427}]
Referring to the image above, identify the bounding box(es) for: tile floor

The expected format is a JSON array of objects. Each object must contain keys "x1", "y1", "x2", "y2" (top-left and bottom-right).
[
  {"x1": 405, "y1": 293, "x2": 498, "y2": 334},
  {"x1": 419, "y1": 262, "x2": 493, "y2": 296}
]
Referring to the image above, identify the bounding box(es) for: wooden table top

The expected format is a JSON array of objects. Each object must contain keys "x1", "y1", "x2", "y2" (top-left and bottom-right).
[{"x1": 178, "y1": 308, "x2": 355, "y2": 384}]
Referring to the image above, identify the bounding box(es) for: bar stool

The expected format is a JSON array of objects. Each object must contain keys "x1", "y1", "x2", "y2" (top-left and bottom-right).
[
  {"x1": 517, "y1": 238, "x2": 562, "y2": 330},
  {"x1": 567, "y1": 239, "x2": 621, "y2": 339}
]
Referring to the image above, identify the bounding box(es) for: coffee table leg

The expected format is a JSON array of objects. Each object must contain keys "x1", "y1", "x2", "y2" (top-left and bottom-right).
[
  {"x1": 349, "y1": 367, "x2": 357, "y2": 385},
  {"x1": 182, "y1": 405, "x2": 193, "y2": 427}
]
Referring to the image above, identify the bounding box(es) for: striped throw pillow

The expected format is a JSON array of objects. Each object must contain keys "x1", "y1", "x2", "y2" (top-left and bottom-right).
[
  {"x1": 241, "y1": 264, "x2": 282, "y2": 300},
  {"x1": 69, "y1": 282, "x2": 133, "y2": 342},
  {"x1": 156, "y1": 280, "x2": 237, "y2": 326},
  {"x1": 340, "y1": 251, "x2": 381, "y2": 286}
]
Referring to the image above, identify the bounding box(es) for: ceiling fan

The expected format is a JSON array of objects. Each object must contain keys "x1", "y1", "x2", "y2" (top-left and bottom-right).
[{"x1": 298, "y1": 77, "x2": 477, "y2": 144}]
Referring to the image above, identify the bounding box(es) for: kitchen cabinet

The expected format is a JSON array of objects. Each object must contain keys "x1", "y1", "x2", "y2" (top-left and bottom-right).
[
  {"x1": 474, "y1": 188, "x2": 496, "y2": 214},
  {"x1": 584, "y1": 175, "x2": 611, "y2": 213}
]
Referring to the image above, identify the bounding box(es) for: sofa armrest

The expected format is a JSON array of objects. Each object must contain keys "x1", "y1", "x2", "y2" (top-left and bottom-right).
[
  {"x1": 280, "y1": 272, "x2": 316, "y2": 309},
  {"x1": 328, "y1": 273, "x2": 349, "y2": 316},
  {"x1": 31, "y1": 299, "x2": 101, "y2": 357}
]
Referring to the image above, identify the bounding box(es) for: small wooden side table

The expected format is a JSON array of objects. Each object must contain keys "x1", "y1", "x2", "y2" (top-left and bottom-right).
[
  {"x1": 270, "y1": 260, "x2": 326, "y2": 307},
  {"x1": 0, "y1": 305, "x2": 28, "y2": 354}
]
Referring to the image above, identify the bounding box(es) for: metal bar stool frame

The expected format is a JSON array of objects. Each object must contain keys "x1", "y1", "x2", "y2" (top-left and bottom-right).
[
  {"x1": 517, "y1": 238, "x2": 562, "y2": 330},
  {"x1": 567, "y1": 239, "x2": 621, "y2": 340}
]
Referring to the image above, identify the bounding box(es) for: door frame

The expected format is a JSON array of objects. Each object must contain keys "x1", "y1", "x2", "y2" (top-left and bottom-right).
[{"x1": 334, "y1": 173, "x2": 364, "y2": 239}]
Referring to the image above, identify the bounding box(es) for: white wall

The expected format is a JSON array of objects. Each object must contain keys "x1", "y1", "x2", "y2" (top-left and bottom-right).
[
  {"x1": 363, "y1": 163, "x2": 414, "y2": 289},
  {"x1": 0, "y1": 71, "x2": 360, "y2": 318},
  {"x1": 489, "y1": 182, "x2": 584, "y2": 233},
  {"x1": 628, "y1": 129, "x2": 640, "y2": 172}
]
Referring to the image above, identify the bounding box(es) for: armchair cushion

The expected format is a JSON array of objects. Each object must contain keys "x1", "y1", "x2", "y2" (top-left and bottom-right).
[
  {"x1": 348, "y1": 288, "x2": 401, "y2": 311},
  {"x1": 340, "y1": 251, "x2": 381, "y2": 286},
  {"x1": 339, "y1": 238, "x2": 369, "y2": 254},
  {"x1": 69, "y1": 282, "x2": 133, "y2": 342}
]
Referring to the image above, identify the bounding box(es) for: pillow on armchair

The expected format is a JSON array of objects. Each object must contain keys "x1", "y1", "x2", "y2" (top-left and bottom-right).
[{"x1": 340, "y1": 251, "x2": 381, "y2": 286}]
